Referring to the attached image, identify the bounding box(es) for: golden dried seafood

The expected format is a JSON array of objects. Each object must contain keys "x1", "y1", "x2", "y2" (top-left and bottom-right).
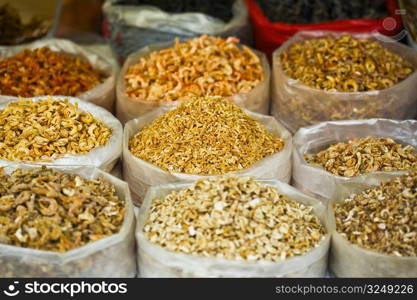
[
  {"x1": 0, "y1": 167, "x2": 125, "y2": 252},
  {"x1": 129, "y1": 96, "x2": 284, "y2": 175},
  {"x1": 0, "y1": 98, "x2": 112, "y2": 162},
  {"x1": 144, "y1": 176, "x2": 326, "y2": 262},
  {"x1": 304, "y1": 137, "x2": 417, "y2": 177},
  {"x1": 124, "y1": 35, "x2": 264, "y2": 101},
  {"x1": 335, "y1": 170, "x2": 417, "y2": 257},
  {"x1": 0, "y1": 47, "x2": 104, "y2": 97},
  {"x1": 280, "y1": 35, "x2": 414, "y2": 92}
]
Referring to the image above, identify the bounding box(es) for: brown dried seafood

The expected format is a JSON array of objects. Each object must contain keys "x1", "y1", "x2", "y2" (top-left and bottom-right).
[
  {"x1": 335, "y1": 170, "x2": 417, "y2": 257},
  {"x1": 0, "y1": 167, "x2": 125, "y2": 252},
  {"x1": 304, "y1": 137, "x2": 417, "y2": 177},
  {"x1": 129, "y1": 96, "x2": 284, "y2": 175},
  {"x1": 0, "y1": 47, "x2": 104, "y2": 97},
  {"x1": 0, "y1": 98, "x2": 112, "y2": 162},
  {"x1": 124, "y1": 35, "x2": 264, "y2": 101},
  {"x1": 280, "y1": 35, "x2": 414, "y2": 92},
  {"x1": 144, "y1": 176, "x2": 326, "y2": 262}
]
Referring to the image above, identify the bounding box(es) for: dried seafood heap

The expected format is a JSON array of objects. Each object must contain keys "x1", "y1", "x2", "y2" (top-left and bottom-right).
[
  {"x1": 256, "y1": 0, "x2": 387, "y2": 24},
  {"x1": 129, "y1": 96, "x2": 284, "y2": 175},
  {"x1": 115, "y1": 0, "x2": 235, "y2": 22},
  {"x1": 280, "y1": 35, "x2": 414, "y2": 92},
  {"x1": 335, "y1": 170, "x2": 417, "y2": 257},
  {"x1": 124, "y1": 35, "x2": 264, "y2": 102},
  {"x1": 0, "y1": 167, "x2": 125, "y2": 252},
  {"x1": 144, "y1": 176, "x2": 325, "y2": 262},
  {"x1": 0, "y1": 47, "x2": 104, "y2": 97},
  {"x1": 0, "y1": 98, "x2": 112, "y2": 162},
  {"x1": 304, "y1": 137, "x2": 417, "y2": 177}
]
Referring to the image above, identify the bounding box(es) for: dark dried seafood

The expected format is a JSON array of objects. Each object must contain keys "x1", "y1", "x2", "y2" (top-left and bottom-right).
[
  {"x1": 115, "y1": 0, "x2": 235, "y2": 22},
  {"x1": 0, "y1": 3, "x2": 51, "y2": 45},
  {"x1": 256, "y1": 0, "x2": 387, "y2": 24}
]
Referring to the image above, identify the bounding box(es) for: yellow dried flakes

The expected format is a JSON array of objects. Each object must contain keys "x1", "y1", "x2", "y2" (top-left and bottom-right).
[
  {"x1": 0, "y1": 98, "x2": 112, "y2": 162},
  {"x1": 335, "y1": 170, "x2": 417, "y2": 257},
  {"x1": 129, "y1": 96, "x2": 284, "y2": 175},
  {"x1": 280, "y1": 35, "x2": 414, "y2": 92},
  {"x1": 304, "y1": 137, "x2": 417, "y2": 177}
]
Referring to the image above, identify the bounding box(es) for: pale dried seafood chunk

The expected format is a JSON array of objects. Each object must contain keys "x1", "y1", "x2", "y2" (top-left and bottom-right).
[
  {"x1": 0, "y1": 98, "x2": 112, "y2": 162},
  {"x1": 304, "y1": 137, "x2": 417, "y2": 177},
  {"x1": 143, "y1": 176, "x2": 326, "y2": 262},
  {"x1": 334, "y1": 170, "x2": 417, "y2": 257},
  {"x1": 124, "y1": 35, "x2": 264, "y2": 102},
  {"x1": 129, "y1": 96, "x2": 284, "y2": 175},
  {"x1": 280, "y1": 35, "x2": 414, "y2": 92},
  {"x1": 0, "y1": 167, "x2": 125, "y2": 252}
]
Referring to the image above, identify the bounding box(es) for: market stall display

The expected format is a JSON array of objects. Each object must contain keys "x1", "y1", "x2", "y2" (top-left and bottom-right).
[
  {"x1": 116, "y1": 35, "x2": 270, "y2": 123},
  {"x1": 329, "y1": 170, "x2": 417, "y2": 277},
  {"x1": 102, "y1": 0, "x2": 251, "y2": 60},
  {"x1": 1, "y1": 0, "x2": 416, "y2": 280},
  {"x1": 137, "y1": 177, "x2": 330, "y2": 277},
  {"x1": 123, "y1": 96, "x2": 292, "y2": 205},
  {"x1": 0, "y1": 165, "x2": 136, "y2": 277},
  {"x1": 272, "y1": 32, "x2": 417, "y2": 133},
  {"x1": 0, "y1": 97, "x2": 123, "y2": 172},
  {"x1": 0, "y1": 39, "x2": 116, "y2": 112},
  {"x1": 292, "y1": 119, "x2": 417, "y2": 202}
]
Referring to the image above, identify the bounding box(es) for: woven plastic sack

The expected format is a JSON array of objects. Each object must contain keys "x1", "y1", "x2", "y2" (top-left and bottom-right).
[
  {"x1": 328, "y1": 172, "x2": 417, "y2": 277},
  {"x1": 116, "y1": 41, "x2": 270, "y2": 124},
  {"x1": 0, "y1": 96, "x2": 123, "y2": 173},
  {"x1": 245, "y1": 0, "x2": 403, "y2": 57},
  {"x1": 292, "y1": 118, "x2": 417, "y2": 203},
  {"x1": 0, "y1": 165, "x2": 136, "y2": 278},
  {"x1": 136, "y1": 179, "x2": 330, "y2": 277},
  {"x1": 271, "y1": 31, "x2": 417, "y2": 133},
  {"x1": 102, "y1": 0, "x2": 251, "y2": 60},
  {"x1": 123, "y1": 108, "x2": 292, "y2": 205},
  {"x1": 0, "y1": 38, "x2": 116, "y2": 112}
]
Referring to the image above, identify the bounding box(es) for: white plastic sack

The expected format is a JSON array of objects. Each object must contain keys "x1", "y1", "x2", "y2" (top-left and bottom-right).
[
  {"x1": 271, "y1": 31, "x2": 417, "y2": 133},
  {"x1": 0, "y1": 165, "x2": 136, "y2": 278},
  {"x1": 0, "y1": 96, "x2": 123, "y2": 172},
  {"x1": 123, "y1": 108, "x2": 292, "y2": 205},
  {"x1": 136, "y1": 179, "x2": 330, "y2": 277},
  {"x1": 0, "y1": 38, "x2": 117, "y2": 112},
  {"x1": 292, "y1": 118, "x2": 417, "y2": 203},
  {"x1": 328, "y1": 172, "x2": 417, "y2": 277},
  {"x1": 116, "y1": 41, "x2": 270, "y2": 124},
  {"x1": 102, "y1": 0, "x2": 252, "y2": 60}
]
